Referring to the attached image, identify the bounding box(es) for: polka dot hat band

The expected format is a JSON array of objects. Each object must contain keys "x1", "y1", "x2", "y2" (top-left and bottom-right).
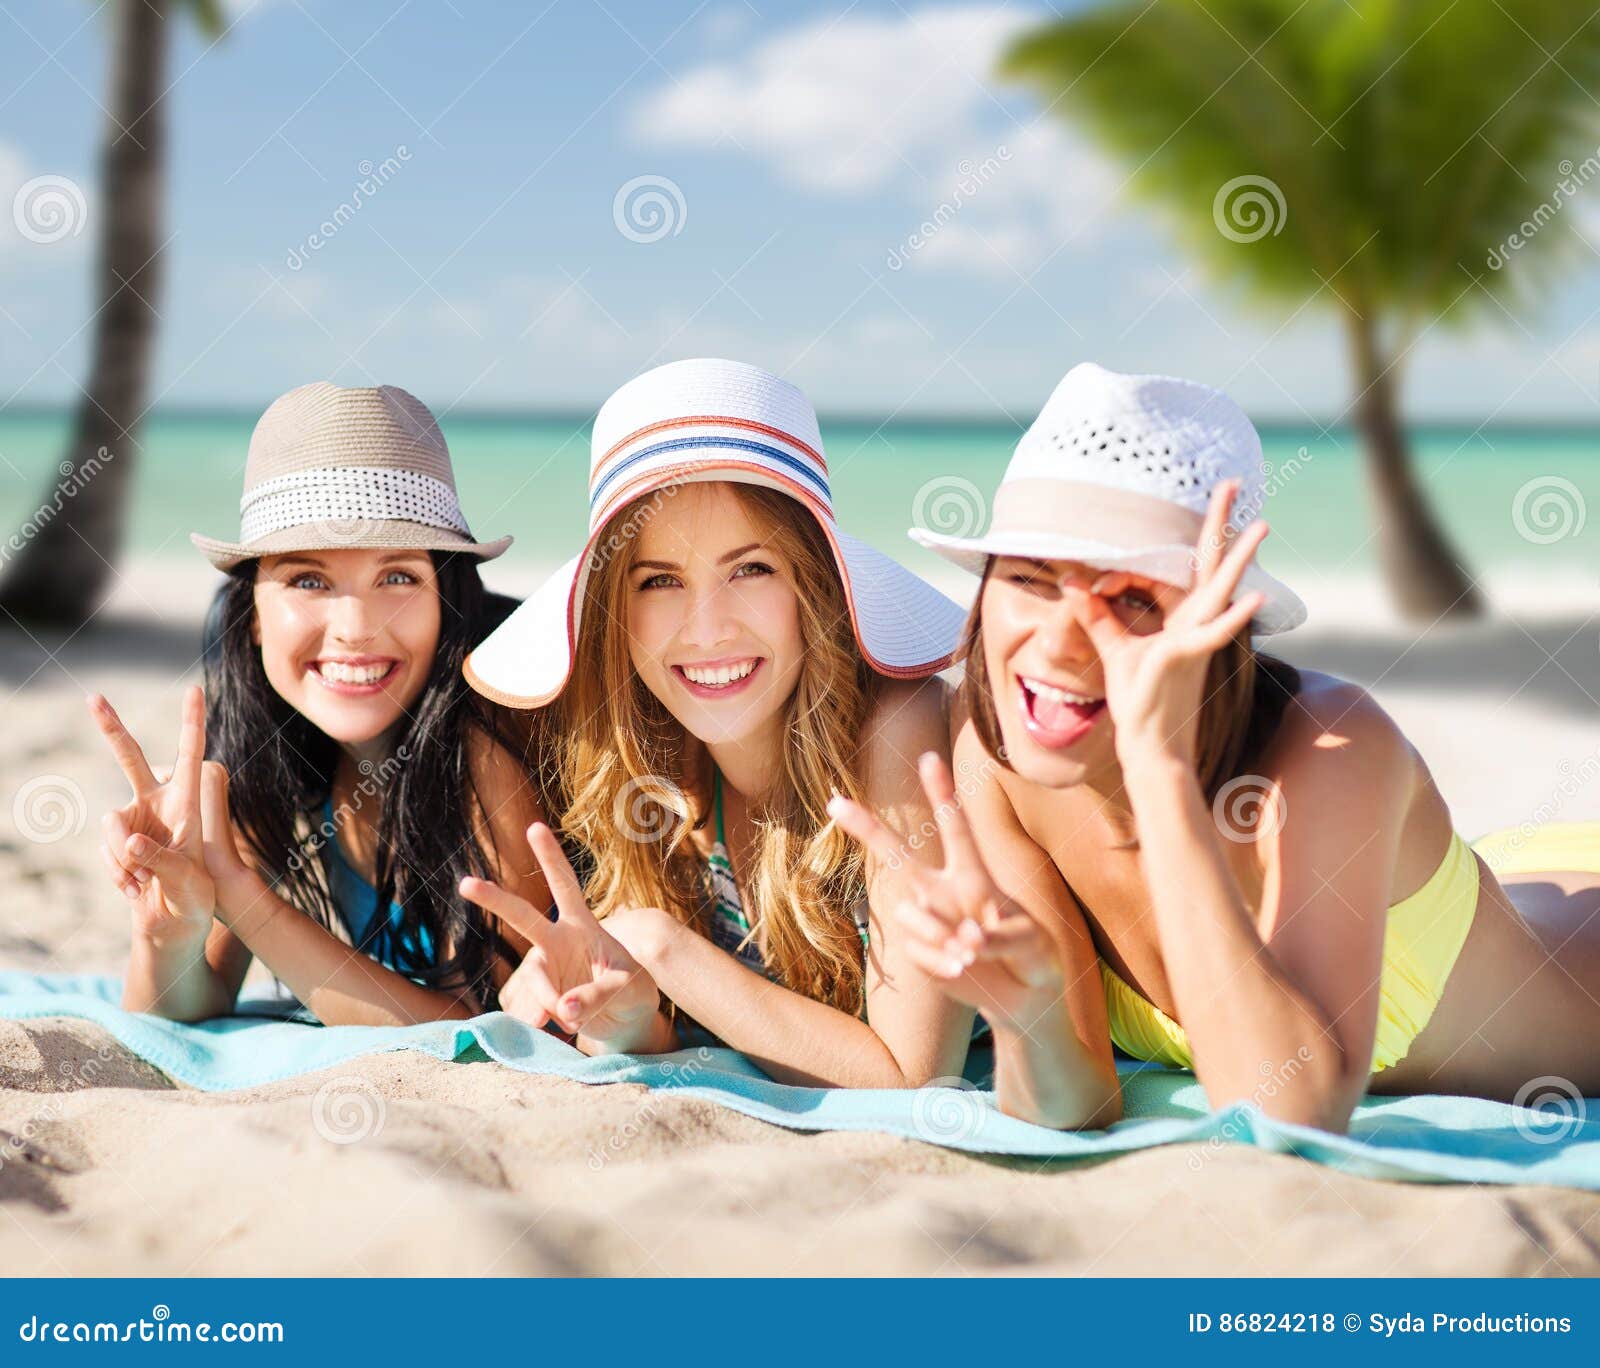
[{"x1": 190, "y1": 381, "x2": 511, "y2": 571}]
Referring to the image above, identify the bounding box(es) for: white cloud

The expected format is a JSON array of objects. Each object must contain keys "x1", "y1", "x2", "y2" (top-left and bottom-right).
[{"x1": 632, "y1": 6, "x2": 1123, "y2": 275}]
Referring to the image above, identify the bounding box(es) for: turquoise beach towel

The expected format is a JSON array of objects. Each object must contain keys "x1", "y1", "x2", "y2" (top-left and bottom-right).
[{"x1": 3, "y1": 971, "x2": 1597, "y2": 1189}]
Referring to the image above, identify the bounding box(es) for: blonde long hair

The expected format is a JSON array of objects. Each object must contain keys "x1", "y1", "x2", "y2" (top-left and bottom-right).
[{"x1": 556, "y1": 483, "x2": 881, "y2": 1014}]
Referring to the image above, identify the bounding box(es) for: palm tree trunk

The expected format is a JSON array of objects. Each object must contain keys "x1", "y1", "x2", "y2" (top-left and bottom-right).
[
  {"x1": 1345, "y1": 313, "x2": 1483, "y2": 620},
  {"x1": 0, "y1": 0, "x2": 169, "y2": 628}
]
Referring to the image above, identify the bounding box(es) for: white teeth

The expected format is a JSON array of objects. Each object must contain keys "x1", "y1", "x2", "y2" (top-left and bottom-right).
[
  {"x1": 317, "y1": 661, "x2": 391, "y2": 685},
  {"x1": 1022, "y1": 676, "x2": 1097, "y2": 706},
  {"x1": 683, "y1": 659, "x2": 757, "y2": 687}
]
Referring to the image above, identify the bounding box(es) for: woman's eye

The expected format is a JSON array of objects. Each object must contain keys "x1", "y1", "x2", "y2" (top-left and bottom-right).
[
  {"x1": 638, "y1": 572, "x2": 679, "y2": 591},
  {"x1": 731, "y1": 561, "x2": 774, "y2": 580},
  {"x1": 289, "y1": 573, "x2": 327, "y2": 591},
  {"x1": 381, "y1": 570, "x2": 419, "y2": 587}
]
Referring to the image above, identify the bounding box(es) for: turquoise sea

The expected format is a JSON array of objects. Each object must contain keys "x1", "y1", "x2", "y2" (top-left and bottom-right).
[{"x1": 0, "y1": 411, "x2": 1596, "y2": 582}]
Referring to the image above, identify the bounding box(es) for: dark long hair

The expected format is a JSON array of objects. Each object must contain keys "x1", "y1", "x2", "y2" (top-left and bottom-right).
[{"x1": 201, "y1": 551, "x2": 552, "y2": 1011}]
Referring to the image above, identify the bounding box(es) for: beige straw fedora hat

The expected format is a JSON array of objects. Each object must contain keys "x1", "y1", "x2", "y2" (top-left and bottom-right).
[
  {"x1": 910, "y1": 363, "x2": 1306, "y2": 635},
  {"x1": 191, "y1": 381, "x2": 511, "y2": 571}
]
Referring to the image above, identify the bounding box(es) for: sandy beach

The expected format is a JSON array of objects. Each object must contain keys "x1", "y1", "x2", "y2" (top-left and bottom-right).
[{"x1": 2, "y1": 558, "x2": 1598, "y2": 1276}]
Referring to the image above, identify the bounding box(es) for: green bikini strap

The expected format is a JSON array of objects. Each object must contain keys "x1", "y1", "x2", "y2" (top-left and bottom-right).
[{"x1": 712, "y1": 766, "x2": 726, "y2": 847}]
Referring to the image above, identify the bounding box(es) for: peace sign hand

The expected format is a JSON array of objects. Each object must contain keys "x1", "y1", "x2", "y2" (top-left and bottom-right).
[
  {"x1": 89, "y1": 685, "x2": 220, "y2": 948},
  {"x1": 460, "y1": 823, "x2": 661, "y2": 1047},
  {"x1": 1078, "y1": 479, "x2": 1269, "y2": 770},
  {"x1": 827, "y1": 753, "x2": 1065, "y2": 1031}
]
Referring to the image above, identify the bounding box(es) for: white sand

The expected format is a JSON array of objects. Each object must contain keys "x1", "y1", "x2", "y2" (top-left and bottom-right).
[{"x1": 0, "y1": 557, "x2": 1596, "y2": 1275}]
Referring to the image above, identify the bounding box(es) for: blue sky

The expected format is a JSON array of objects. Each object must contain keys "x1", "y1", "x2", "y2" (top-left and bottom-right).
[{"x1": 2, "y1": 0, "x2": 1599, "y2": 422}]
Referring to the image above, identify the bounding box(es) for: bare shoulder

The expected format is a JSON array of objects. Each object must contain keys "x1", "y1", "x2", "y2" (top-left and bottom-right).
[
  {"x1": 861, "y1": 675, "x2": 950, "y2": 775},
  {"x1": 463, "y1": 721, "x2": 547, "y2": 825},
  {"x1": 1264, "y1": 669, "x2": 1415, "y2": 801}
]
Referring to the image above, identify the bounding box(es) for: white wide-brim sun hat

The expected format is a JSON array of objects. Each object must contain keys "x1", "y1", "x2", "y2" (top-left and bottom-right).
[
  {"x1": 909, "y1": 362, "x2": 1306, "y2": 636},
  {"x1": 464, "y1": 358, "x2": 967, "y2": 709}
]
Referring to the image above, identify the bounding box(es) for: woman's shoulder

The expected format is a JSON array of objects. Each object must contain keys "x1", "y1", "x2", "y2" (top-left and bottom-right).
[
  {"x1": 1263, "y1": 668, "x2": 1415, "y2": 795},
  {"x1": 862, "y1": 675, "x2": 950, "y2": 760}
]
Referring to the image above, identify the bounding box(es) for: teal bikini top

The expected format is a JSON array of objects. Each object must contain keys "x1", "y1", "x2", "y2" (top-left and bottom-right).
[{"x1": 319, "y1": 797, "x2": 436, "y2": 973}]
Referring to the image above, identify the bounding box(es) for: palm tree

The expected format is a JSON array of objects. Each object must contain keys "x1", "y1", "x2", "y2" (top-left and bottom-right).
[
  {"x1": 0, "y1": 0, "x2": 224, "y2": 628},
  {"x1": 1001, "y1": 1, "x2": 1600, "y2": 619}
]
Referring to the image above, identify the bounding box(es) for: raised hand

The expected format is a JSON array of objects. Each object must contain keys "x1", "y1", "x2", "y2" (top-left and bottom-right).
[
  {"x1": 460, "y1": 822, "x2": 662, "y2": 1048},
  {"x1": 827, "y1": 753, "x2": 1064, "y2": 1031},
  {"x1": 1077, "y1": 478, "x2": 1268, "y2": 769},
  {"x1": 89, "y1": 685, "x2": 217, "y2": 947}
]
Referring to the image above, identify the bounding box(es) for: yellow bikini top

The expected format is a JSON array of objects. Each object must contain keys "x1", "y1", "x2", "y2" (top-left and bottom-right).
[{"x1": 1099, "y1": 829, "x2": 1482, "y2": 1075}]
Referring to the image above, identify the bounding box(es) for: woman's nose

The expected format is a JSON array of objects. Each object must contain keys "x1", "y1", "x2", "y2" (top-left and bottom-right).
[
  {"x1": 1036, "y1": 588, "x2": 1096, "y2": 664},
  {"x1": 681, "y1": 586, "x2": 737, "y2": 648},
  {"x1": 329, "y1": 593, "x2": 376, "y2": 646}
]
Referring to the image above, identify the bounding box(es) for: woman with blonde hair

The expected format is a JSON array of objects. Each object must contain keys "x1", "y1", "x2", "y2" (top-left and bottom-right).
[{"x1": 460, "y1": 358, "x2": 980, "y2": 1087}]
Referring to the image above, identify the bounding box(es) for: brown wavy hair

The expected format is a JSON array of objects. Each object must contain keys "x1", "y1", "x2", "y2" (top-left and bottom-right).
[
  {"x1": 555, "y1": 483, "x2": 882, "y2": 1015},
  {"x1": 959, "y1": 559, "x2": 1300, "y2": 805}
]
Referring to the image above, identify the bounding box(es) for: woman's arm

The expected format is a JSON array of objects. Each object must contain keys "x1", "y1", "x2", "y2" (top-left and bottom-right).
[
  {"x1": 1120, "y1": 688, "x2": 1401, "y2": 1133},
  {"x1": 948, "y1": 720, "x2": 1123, "y2": 1128},
  {"x1": 210, "y1": 864, "x2": 479, "y2": 1025}
]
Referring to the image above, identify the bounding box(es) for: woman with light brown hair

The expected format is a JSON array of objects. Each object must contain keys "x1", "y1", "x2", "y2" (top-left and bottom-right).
[
  {"x1": 832, "y1": 363, "x2": 1600, "y2": 1135},
  {"x1": 458, "y1": 358, "x2": 979, "y2": 1087}
]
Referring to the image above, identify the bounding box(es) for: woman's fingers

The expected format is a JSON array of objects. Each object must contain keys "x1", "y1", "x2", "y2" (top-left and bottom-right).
[
  {"x1": 501, "y1": 950, "x2": 561, "y2": 1030},
  {"x1": 916, "y1": 752, "x2": 986, "y2": 881},
  {"x1": 123, "y1": 834, "x2": 202, "y2": 903},
  {"x1": 87, "y1": 694, "x2": 159, "y2": 797},
  {"x1": 893, "y1": 896, "x2": 962, "y2": 944},
  {"x1": 1196, "y1": 590, "x2": 1265, "y2": 652},
  {"x1": 557, "y1": 967, "x2": 643, "y2": 1035},
  {"x1": 526, "y1": 823, "x2": 598, "y2": 929},
  {"x1": 827, "y1": 793, "x2": 918, "y2": 872},
  {"x1": 1193, "y1": 478, "x2": 1240, "y2": 584},
  {"x1": 98, "y1": 838, "x2": 140, "y2": 900},
  {"x1": 1190, "y1": 519, "x2": 1269, "y2": 625},
  {"x1": 459, "y1": 874, "x2": 552, "y2": 949},
  {"x1": 171, "y1": 684, "x2": 206, "y2": 828}
]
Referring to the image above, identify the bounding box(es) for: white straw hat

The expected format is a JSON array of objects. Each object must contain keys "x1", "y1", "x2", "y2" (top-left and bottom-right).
[
  {"x1": 464, "y1": 358, "x2": 966, "y2": 709},
  {"x1": 191, "y1": 381, "x2": 511, "y2": 570},
  {"x1": 909, "y1": 362, "x2": 1306, "y2": 635}
]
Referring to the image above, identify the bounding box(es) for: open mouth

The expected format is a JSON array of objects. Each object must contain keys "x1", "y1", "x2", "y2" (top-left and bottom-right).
[
  {"x1": 308, "y1": 657, "x2": 401, "y2": 695},
  {"x1": 672, "y1": 657, "x2": 763, "y2": 699},
  {"x1": 1016, "y1": 674, "x2": 1106, "y2": 749}
]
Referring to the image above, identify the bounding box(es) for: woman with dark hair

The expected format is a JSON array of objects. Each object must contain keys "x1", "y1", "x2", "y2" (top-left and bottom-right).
[
  {"x1": 90, "y1": 383, "x2": 556, "y2": 1025},
  {"x1": 833, "y1": 364, "x2": 1600, "y2": 1134}
]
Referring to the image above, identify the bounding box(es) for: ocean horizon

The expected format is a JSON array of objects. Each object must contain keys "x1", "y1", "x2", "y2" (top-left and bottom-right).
[{"x1": 2, "y1": 408, "x2": 1596, "y2": 581}]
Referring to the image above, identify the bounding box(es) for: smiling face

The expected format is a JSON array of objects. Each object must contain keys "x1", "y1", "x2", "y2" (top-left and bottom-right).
[
  {"x1": 978, "y1": 555, "x2": 1170, "y2": 787},
  {"x1": 623, "y1": 482, "x2": 806, "y2": 752},
  {"x1": 250, "y1": 547, "x2": 441, "y2": 747}
]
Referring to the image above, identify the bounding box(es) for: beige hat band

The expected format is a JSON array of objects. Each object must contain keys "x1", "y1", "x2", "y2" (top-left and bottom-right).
[
  {"x1": 239, "y1": 465, "x2": 471, "y2": 543},
  {"x1": 990, "y1": 478, "x2": 1206, "y2": 551}
]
